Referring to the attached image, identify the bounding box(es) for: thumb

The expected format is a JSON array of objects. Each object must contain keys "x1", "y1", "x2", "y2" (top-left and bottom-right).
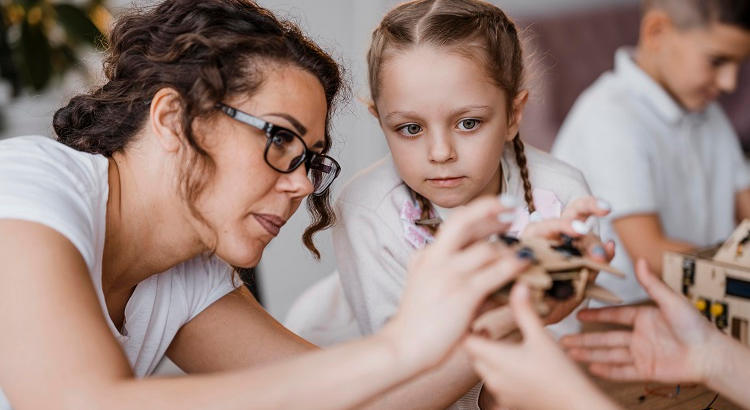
[
  {"x1": 509, "y1": 283, "x2": 546, "y2": 339},
  {"x1": 465, "y1": 335, "x2": 513, "y2": 363},
  {"x1": 634, "y1": 258, "x2": 678, "y2": 308}
]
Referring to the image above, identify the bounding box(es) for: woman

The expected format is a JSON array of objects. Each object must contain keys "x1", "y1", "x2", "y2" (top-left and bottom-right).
[{"x1": 0, "y1": 0, "x2": 528, "y2": 408}]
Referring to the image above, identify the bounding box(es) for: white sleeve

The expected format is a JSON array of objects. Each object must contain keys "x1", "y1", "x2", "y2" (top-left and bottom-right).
[
  {"x1": 561, "y1": 122, "x2": 657, "y2": 221},
  {"x1": 333, "y1": 200, "x2": 407, "y2": 336},
  {"x1": 727, "y1": 134, "x2": 750, "y2": 193},
  {"x1": 0, "y1": 139, "x2": 99, "y2": 270},
  {"x1": 179, "y1": 257, "x2": 239, "y2": 322}
]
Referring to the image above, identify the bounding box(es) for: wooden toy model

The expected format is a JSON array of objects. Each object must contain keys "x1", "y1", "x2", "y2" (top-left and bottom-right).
[
  {"x1": 663, "y1": 220, "x2": 750, "y2": 345},
  {"x1": 473, "y1": 234, "x2": 625, "y2": 339}
]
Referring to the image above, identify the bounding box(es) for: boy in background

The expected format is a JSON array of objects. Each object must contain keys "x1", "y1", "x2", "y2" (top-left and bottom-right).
[{"x1": 553, "y1": 0, "x2": 750, "y2": 303}]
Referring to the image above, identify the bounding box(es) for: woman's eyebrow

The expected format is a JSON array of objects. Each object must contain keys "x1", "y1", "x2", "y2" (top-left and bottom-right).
[{"x1": 264, "y1": 112, "x2": 308, "y2": 135}]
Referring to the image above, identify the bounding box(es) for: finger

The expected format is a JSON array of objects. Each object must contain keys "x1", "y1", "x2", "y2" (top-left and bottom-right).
[
  {"x1": 470, "y1": 253, "x2": 528, "y2": 295},
  {"x1": 567, "y1": 347, "x2": 632, "y2": 364},
  {"x1": 588, "y1": 363, "x2": 641, "y2": 382},
  {"x1": 472, "y1": 359, "x2": 502, "y2": 386},
  {"x1": 465, "y1": 335, "x2": 514, "y2": 364},
  {"x1": 634, "y1": 259, "x2": 682, "y2": 309},
  {"x1": 560, "y1": 331, "x2": 632, "y2": 348},
  {"x1": 561, "y1": 196, "x2": 612, "y2": 220},
  {"x1": 521, "y1": 218, "x2": 580, "y2": 240},
  {"x1": 577, "y1": 306, "x2": 639, "y2": 326},
  {"x1": 508, "y1": 283, "x2": 547, "y2": 338},
  {"x1": 432, "y1": 197, "x2": 510, "y2": 253},
  {"x1": 451, "y1": 242, "x2": 507, "y2": 274},
  {"x1": 579, "y1": 235, "x2": 611, "y2": 263},
  {"x1": 605, "y1": 240, "x2": 616, "y2": 258}
]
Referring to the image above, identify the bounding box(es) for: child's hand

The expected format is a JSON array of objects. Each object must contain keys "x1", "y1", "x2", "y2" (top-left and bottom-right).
[
  {"x1": 381, "y1": 196, "x2": 529, "y2": 371},
  {"x1": 561, "y1": 259, "x2": 719, "y2": 384},
  {"x1": 465, "y1": 283, "x2": 618, "y2": 410}
]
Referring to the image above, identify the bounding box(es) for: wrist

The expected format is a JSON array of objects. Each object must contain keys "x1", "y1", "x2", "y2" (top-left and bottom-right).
[
  {"x1": 699, "y1": 330, "x2": 737, "y2": 389},
  {"x1": 377, "y1": 320, "x2": 433, "y2": 375}
]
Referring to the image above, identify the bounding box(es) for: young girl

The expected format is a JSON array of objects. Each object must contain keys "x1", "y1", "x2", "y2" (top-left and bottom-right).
[{"x1": 332, "y1": 0, "x2": 608, "y2": 407}]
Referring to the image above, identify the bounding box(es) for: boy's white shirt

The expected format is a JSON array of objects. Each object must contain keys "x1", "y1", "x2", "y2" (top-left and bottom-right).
[{"x1": 553, "y1": 47, "x2": 750, "y2": 304}]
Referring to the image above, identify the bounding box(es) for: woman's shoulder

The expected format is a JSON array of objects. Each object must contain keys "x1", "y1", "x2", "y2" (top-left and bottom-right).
[
  {"x1": 335, "y1": 155, "x2": 410, "y2": 212},
  {"x1": 0, "y1": 135, "x2": 108, "y2": 189},
  {"x1": 0, "y1": 136, "x2": 109, "y2": 271}
]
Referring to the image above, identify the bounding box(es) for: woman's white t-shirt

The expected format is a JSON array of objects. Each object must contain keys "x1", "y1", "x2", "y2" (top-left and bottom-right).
[{"x1": 0, "y1": 136, "x2": 238, "y2": 378}]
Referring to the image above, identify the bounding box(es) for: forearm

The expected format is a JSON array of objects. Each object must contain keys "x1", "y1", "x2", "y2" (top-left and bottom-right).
[
  {"x1": 703, "y1": 332, "x2": 750, "y2": 407},
  {"x1": 74, "y1": 333, "x2": 424, "y2": 410},
  {"x1": 362, "y1": 345, "x2": 480, "y2": 410},
  {"x1": 643, "y1": 238, "x2": 694, "y2": 273},
  {"x1": 613, "y1": 215, "x2": 695, "y2": 274}
]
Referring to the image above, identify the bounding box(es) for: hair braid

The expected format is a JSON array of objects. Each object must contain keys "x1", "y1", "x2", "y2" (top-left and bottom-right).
[{"x1": 512, "y1": 134, "x2": 535, "y2": 213}]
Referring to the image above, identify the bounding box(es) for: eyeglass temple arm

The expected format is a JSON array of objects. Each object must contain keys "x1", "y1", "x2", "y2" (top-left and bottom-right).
[{"x1": 217, "y1": 104, "x2": 271, "y2": 134}]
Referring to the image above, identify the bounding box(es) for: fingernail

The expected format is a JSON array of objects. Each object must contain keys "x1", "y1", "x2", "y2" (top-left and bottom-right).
[
  {"x1": 529, "y1": 211, "x2": 543, "y2": 222},
  {"x1": 571, "y1": 219, "x2": 590, "y2": 235},
  {"x1": 591, "y1": 245, "x2": 606, "y2": 257},
  {"x1": 499, "y1": 193, "x2": 520, "y2": 209},
  {"x1": 498, "y1": 211, "x2": 516, "y2": 223},
  {"x1": 596, "y1": 199, "x2": 612, "y2": 211},
  {"x1": 516, "y1": 246, "x2": 536, "y2": 260}
]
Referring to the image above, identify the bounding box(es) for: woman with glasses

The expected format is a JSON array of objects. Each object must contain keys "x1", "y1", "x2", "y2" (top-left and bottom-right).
[{"x1": 0, "y1": 0, "x2": 528, "y2": 408}]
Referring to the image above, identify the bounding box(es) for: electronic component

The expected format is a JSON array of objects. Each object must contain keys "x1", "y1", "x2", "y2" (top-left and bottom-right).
[{"x1": 663, "y1": 220, "x2": 750, "y2": 345}]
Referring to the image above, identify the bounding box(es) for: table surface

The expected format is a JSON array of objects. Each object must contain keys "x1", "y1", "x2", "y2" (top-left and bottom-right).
[
  {"x1": 595, "y1": 377, "x2": 740, "y2": 409},
  {"x1": 578, "y1": 319, "x2": 744, "y2": 409}
]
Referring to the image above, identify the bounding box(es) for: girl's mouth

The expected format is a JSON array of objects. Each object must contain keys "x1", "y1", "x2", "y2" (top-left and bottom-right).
[{"x1": 426, "y1": 177, "x2": 466, "y2": 188}]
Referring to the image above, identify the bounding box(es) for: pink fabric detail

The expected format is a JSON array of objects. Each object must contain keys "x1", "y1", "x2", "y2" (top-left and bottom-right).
[
  {"x1": 400, "y1": 200, "x2": 435, "y2": 249},
  {"x1": 508, "y1": 188, "x2": 563, "y2": 236}
]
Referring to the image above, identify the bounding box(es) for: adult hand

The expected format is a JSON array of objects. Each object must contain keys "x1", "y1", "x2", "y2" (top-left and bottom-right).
[
  {"x1": 560, "y1": 259, "x2": 718, "y2": 384},
  {"x1": 466, "y1": 283, "x2": 618, "y2": 410},
  {"x1": 381, "y1": 196, "x2": 529, "y2": 371}
]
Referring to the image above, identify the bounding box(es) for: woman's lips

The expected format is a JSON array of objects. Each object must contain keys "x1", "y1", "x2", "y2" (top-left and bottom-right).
[
  {"x1": 253, "y1": 214, "x2": 286, "y2": 236},
  {"x1": 426, "y1": 177, "x2": 466, "y2": 188}
]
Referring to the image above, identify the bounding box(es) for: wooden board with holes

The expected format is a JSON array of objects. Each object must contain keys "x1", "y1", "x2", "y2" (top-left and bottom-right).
[{"x1": 663, "y1": 220, "x2": 750, "y2": 346}]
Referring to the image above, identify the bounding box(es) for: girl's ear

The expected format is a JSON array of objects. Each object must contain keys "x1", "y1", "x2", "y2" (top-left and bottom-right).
[
  {"x1": 367, "y1": 102, "x2": 379, "y2": 119},
  {"x1": 506, "y1": 89, "x2": 529, "y2": 142}
]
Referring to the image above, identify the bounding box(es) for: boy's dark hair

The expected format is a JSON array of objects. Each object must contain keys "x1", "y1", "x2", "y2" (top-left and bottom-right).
[{"x1": 643, "y1": 0, "x2": 750, "y2": 30}]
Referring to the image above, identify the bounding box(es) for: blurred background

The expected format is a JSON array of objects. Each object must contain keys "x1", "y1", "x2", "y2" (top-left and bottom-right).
[{"x1": 2, "y1": 0, "x2": 748, "y2": 324}]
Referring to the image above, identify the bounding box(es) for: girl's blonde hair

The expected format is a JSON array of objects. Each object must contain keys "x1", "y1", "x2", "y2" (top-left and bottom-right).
[{"x1": 367, "y1": 0, "x2": 535, "y2": 231}]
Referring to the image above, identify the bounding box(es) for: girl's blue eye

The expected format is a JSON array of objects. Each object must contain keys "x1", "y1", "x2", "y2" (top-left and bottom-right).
[
  {"x1": 398, "y1": 123, "x2": 423, "y2": 137},
  {"x1": 458, "y1": 118, "x2": 480, "y2": 131}
]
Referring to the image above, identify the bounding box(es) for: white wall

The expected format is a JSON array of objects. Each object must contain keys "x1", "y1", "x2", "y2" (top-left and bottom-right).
[{"x1": 0, "y1": 0, "x2": 638, "y2": 322}]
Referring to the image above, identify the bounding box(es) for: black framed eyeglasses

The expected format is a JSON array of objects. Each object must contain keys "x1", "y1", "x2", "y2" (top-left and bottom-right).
[{"x1": 217, "y1": 103, "x2": 341, "y2": 196}]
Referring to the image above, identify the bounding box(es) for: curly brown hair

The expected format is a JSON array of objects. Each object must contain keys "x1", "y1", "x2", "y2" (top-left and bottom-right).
[
  {"x1": 367, "y1": 0, "x2": 536, "y2": 226},
  {"x1": 52, "y1": 0, "x2": 344, "y2": 259}
]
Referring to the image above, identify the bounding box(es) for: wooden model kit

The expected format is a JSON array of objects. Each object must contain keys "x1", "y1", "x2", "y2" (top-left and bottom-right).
[
  {"x1": 663, "y1": 220, "x2": 750, "y2": 346},
  {"x1": 473, "y1": 234, "x2": 625, "y2": 339}
]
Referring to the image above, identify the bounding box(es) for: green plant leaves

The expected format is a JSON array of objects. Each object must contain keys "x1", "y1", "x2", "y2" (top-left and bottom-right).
[
  {"x1": 54, "y1": 3, "x2": 103, "y2": 47},
  {"x1": 19, "y1": 18, "x2": 51, "y2": 91}
]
